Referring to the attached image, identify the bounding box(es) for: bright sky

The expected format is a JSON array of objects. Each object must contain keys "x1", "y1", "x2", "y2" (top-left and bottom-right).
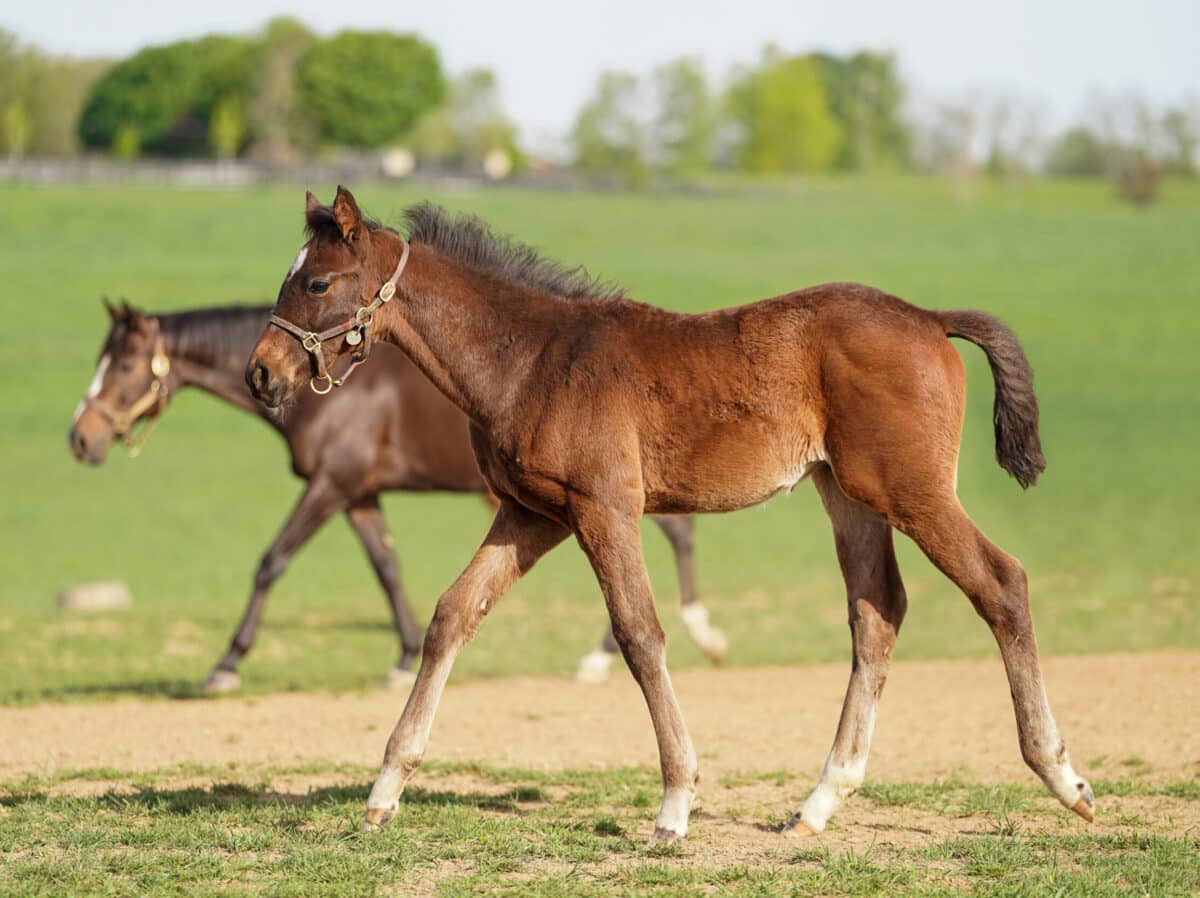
[{"x1": 6, "y1": 0, "x2": 1198, "y2": 148}]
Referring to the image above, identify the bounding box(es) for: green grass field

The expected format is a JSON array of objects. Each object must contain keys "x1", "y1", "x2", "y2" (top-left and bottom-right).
[
  {"x1": 3, "y1": 762, "x2": 1198, "y2": 897},
  {"x1": 0, "y1": 176, "x2": 1198, "y2": 703}
]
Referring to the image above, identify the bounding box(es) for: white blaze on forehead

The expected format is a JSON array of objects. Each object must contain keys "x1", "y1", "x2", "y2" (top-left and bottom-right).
[{"x1": 286, "y1": 245, "x2": 308, "y2": 282}]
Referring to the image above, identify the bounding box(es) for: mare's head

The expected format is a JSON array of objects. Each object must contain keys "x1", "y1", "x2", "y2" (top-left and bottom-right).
[
  {"x1": 246, "y1": 186, "x2": 404, "y2": 410},
  {"x1": 68, "y1": 300, "x2": 172, "y2": 464}
]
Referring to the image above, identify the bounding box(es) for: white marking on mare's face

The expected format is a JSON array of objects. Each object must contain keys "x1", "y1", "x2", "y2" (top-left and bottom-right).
[
  {"x1": 72, "y1": 355, "x2": 111, "y2": 425},
  {"x1": 286, "y1": 245, "x2": 308, "y2": 282}
]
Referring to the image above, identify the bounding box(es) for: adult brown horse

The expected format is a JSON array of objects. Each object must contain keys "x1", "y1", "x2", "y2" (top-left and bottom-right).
[
  {"x1": 247, "y1": 187, "x2": 1094, "y2": 842},
  {"x1": 68, "y1": 300, "x2": 719, "y2": 693}
]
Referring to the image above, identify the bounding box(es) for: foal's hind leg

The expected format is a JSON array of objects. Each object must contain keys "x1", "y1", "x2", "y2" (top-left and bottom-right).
[
  {"x1": 893, "y1": 494, "x2": 1094, "y2": 820},
  {"x1": 346, "y1": 497, "x2": 424, "y2": 690},
  {"x1": 364, "y1": 500, "x2": 567, "y2": 828},
  {"x1": 572, "y1": 500, "x2": 699, "y2": 842},
  {"x1": 576, "y1": 515, "x2": 726, "y2": 682},
  {"x1": 785, "y1": 466, "x2": 907, "y2": 835}
]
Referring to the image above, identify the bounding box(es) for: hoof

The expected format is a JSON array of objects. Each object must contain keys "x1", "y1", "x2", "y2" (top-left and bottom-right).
[
  {"x1": 701, "y1": 631, "x2": 729, "y2": 666},
  {"x1": 782, "y1": 818, "x2": 819, "y2": 838},
  {"x1": 575, "y1": 650, "x2": 614, "y2": 684},
  {"x1": 651, "y1": 826, "x2": 684, "y2": 844},
  {"x1": 202, "y1": 669, "x2": 241, "y2": 695},
  {"x1": 363, "y1": 806, "x2": 396, "y2": 831},
  {"x1": 384, "y1": 667, "x2": 416, "y2": 691},
  {"x1": 1071, "y1": 789, "x2": 1096, "y2": 823}
]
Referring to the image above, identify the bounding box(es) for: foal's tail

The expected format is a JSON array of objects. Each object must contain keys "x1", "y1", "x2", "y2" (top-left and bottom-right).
[{"x1": 939, "y1": 310, "x2": 1046, "y2": 489}]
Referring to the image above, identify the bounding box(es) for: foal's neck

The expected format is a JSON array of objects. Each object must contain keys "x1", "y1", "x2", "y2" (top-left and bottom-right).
[{"x1": 380, "y1": 245, "x2": 558, "y2": 429}]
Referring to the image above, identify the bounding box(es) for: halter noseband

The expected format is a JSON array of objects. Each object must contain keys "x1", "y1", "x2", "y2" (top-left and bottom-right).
[
  {"x1": 86, "y1": 333, "x2": 171, "y2": 458},
  {"x1": 268, "y1": 240, "x2": 411, "y2": 395}
]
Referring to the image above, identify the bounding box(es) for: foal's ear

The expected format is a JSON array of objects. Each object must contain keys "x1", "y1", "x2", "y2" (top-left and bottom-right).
[
  {"x1": 331, "y1": 184, "x2": 365, "y2": 243},
  {"x1": 305, "y1": 190, "x2": 322, "y2": 219}
]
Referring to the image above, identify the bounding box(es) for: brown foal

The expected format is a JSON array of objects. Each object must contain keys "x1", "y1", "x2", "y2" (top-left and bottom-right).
[{"x1": 247, "y1": 187, "x2": 1094, "y2": 841}]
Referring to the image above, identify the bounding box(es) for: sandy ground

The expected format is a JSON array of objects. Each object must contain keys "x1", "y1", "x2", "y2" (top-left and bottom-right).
[{"x1": 4, "y1": 652, "x2": 1197, "y2": 788}]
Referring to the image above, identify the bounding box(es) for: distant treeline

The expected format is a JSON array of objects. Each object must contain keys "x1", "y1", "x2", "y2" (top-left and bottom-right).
[{"x1": 1, "y1": 20, "x2": 1196, "y2": 195}]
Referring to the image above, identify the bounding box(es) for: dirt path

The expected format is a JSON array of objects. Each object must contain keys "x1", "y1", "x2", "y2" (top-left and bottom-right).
[{"x1": 4, "y1": 652, "x2": 1197, "y2": 787}]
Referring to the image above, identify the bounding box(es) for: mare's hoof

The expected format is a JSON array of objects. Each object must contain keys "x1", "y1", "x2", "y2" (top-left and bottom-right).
[
  {"x1": 1071, "y1": 788, "x2": 1096, "y2": 823},
  {"x1": 384, "y1": 667, "x2": 416, "y2": 691},
  {"x1": 651, "y1": 826, "x2": 685, "y2": 844},
  {"x1": 702, "y1": 630, "x2": 729, "y2": 666},
  {"x1": 574, "y1": 651, "x2": 613, "y2": 684},
  {"x1": 202, "y1": 669, "x2": 241, "y2": 695},
  {"x1": 363, "y1": 806, "x2": 396, "y2": 831},
  {"x1": 782, "y1": 818, "x2": 819, "y2": 838}
]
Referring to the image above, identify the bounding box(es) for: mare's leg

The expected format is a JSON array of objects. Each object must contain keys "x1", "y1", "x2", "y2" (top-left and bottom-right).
[
  {"x1": 576, "y1": 514, "x2": 726, "y2": 682},
  {"x1": 364, "y1": 500, "x2": 568, "y2": 827},
  {"x1": 346, "y1": 496, "x2": 424, "y2": 689},
  {"x1": 572, "y1": 499, "x2": 699, "y2": 842},
  {"x1": 204, "y1": 477, "x2": 341, "y2": 694},
  {"x1": 785, "y1": 466, "x2": 907, "y2": 835}
]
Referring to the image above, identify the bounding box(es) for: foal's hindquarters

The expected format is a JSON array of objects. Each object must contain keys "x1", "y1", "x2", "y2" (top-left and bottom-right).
[{"x1": 363, "y1": 287, "x2": 1093, "y2": 840}]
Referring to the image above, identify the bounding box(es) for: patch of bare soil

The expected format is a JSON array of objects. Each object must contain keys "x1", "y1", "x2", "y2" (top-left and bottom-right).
[{"x1": 3, "y1": 652, "x2": 1197, "y2": 841}]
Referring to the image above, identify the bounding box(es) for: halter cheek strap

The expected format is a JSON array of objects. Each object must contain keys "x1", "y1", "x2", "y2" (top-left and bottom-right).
[
  {"x1": 269, "y1": 240, "x2": 410, "y2": 395},
  {"x1": 86, "y1": 333, "x2": 171, "y2": 457}
]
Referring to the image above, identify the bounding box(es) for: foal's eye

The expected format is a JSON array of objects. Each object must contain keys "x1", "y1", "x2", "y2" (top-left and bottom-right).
[{"x1": 308, "y1": 280, "x2": 331, "y2": 295}]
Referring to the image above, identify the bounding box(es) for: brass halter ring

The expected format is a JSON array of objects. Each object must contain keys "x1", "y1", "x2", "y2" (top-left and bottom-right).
[{"x1": 310, "y1": 373, "x2": 336, "y2": 395}]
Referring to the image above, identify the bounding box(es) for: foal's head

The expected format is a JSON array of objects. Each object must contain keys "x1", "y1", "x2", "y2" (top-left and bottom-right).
[
  {"x1": 68, "y1": 300, "x2": 171, "y2": 464},
  {"x1": 247, "y1": 186, "x2": 403, "y2": 409}
]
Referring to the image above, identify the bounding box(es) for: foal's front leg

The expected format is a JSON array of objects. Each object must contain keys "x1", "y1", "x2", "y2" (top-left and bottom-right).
[
  {"x1": 572, "y1": 499, "x2": 699, "y2": 842},
  {"x1": 364, "y1": 500, "x2": 567, "y2": 828}
]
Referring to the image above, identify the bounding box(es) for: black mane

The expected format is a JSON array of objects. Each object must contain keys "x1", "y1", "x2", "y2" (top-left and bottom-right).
[
  {"x1": 403, "y1": 202, "x2": 627, "y2": 302},
  {"x1": 154, "y1": 306, "x2": 273, "y2": 371}
]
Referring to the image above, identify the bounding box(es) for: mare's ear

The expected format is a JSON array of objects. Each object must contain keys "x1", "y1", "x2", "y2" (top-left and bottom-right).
[
  {"x1": 120, "y1": 299, "x2": 153, "y2": 332},
  {"x1": 305, "y1": 190, "x2": 323, "y2": 227},
  {"x1": 102, "y1": 296, "x2": 119, "y2": 320},
  {"x1": 331, "y1": 184, "x2": 365, "y2": 243}
]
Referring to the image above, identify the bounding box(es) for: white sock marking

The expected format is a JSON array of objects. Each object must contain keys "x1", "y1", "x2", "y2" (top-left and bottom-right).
[{"x1": 575, "y1": 649, "x2": 615, "y2": 683}]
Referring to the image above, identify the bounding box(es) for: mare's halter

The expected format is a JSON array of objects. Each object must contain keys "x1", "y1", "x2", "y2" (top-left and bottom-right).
[
  {"x1": 268, "y1": 241, "x2": 411, "y2": 395},
  {"x1": 87, "y1": 333, "x2": 171, "y2": 458}
]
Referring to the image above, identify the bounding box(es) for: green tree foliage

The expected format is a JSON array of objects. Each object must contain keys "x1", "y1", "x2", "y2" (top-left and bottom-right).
[
  {"x1": 248, "y1": 17, "x2": 316, "y2": 163},
  {"x1": 1045, "y1": 126, "x2": 1109, "y2": 176},
  {"x1": 726, "y1": 48, "x2": 842, "y2": 173},
  {"x1": 1160, "y1": 107, "x2": 1198, "y2": 177},
  {"x1": 79, "y1": 35, "x2": 260, "y2": 156},
  {"x1": 209, "y1": 95, "x2": 246, "y2": 159},
  {"x1": 572, "y1": 71, "x2": 648, "y2": 180},
  {"x1": 296, "y1": 31, "x2": 444, "y2": 148},
  {"x1": 812, "y1": 51, "x2": 910, "y2": 170},
  {"x1": 652, "y1": 57, "x2": 715, "y2": 174},
  {"x1": 408, "y1": 69, "x2": 521, "y2": 173},
  {"x1": 0, "y1": 29, "x2": 108, "y2": 157}
]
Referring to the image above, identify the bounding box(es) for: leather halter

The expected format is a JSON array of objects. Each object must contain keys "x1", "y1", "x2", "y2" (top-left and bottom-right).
[
  {"x1": 86, "y1": 334, "x2": 171, "y2": 458},
  {"x1": 268, "y1": 240, "x2": 411, "y2": 395}
]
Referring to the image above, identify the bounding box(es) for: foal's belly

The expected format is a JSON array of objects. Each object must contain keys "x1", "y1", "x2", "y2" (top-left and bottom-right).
[{"x1": 641, "y1": 430, "x2": 826, "y2": 515}]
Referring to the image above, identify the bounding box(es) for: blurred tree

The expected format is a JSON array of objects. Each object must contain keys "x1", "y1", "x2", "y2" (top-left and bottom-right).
[
  {"x1": 3, "y1": 102, "x2": 31, "y2": 157},
  {"x1": 79, "y1": 35, "x2": 260, "y2": 156},
  {"x1": 248, "y1": 17, "x2": 315, "y2": 163},
  {"x1": 26, "y1": 58, "x2": 110, "y2": 155},
  {"x1": 112, "y1": 123, "x2": 141, "y2": 160},
  {"x1": 1160, "y1": 106, "x2": 1198, "y2": 177},
  {"x1": 812, "y1": 51, "x2": 910, "y2": 170},
  {"x1": 1045, "y1": 126, "x2": 1108, "y2": 176},
  {"x1": 450, "y1": 69, "x2": 519, "y2": 167},
  {"x1": 297, "y1": 31, "x2": 444, "y2": 148},
  {"x1": 725, "y1": 47, "x2": 842, "y2": 173},
  {"x1": 572, "y1": 71, "x2": 648, "y2": 181},
  {"x1": 651, "y1": 57, "x2": 715, "y2": 174},
  {"x1": 209, "y1": 95, "x2": 246, "y2": 159}
]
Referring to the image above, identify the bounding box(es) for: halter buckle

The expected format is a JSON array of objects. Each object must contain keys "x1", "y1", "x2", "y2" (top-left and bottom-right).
[
  {"x1": 150, "y1": 353, "x2": 171, "y2": 378},
  {"x1": 301, "y1": 332, "x2": 322, "y2": 352},
  {"x1": 379, "y1": 281, "x2": 396, "y2": 302}
]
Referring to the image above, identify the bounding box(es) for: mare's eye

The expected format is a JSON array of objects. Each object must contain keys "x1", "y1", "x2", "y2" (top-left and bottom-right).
[
  {"x1": 308, "y1": 280, "x2": 330, "y2": 295},
  {"x1": 118, "y1": 360, "x2": 134, "y2": 373}
]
